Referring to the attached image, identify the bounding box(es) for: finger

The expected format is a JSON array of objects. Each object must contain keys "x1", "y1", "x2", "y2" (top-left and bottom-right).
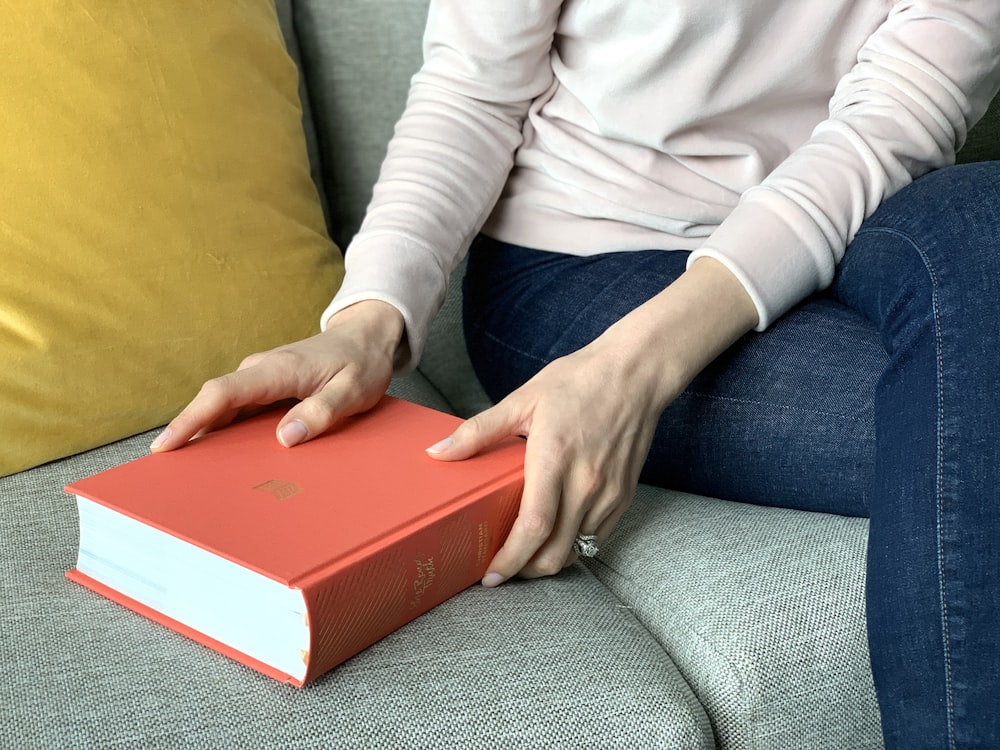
[
  {"x1": 425, "y1": 398, "x2": 527, "y2": 461},
  {"x1": 562, "y1": 484, "x2": 637, "y2": 568},
  {"x1": 580, "y1": 485, "x2": 634, "y2": 543},
  {"x1": 274, "y1": 368, "x2": 385, "y2": 448},
  {"x1": 150, "y1": 361, "x2": 301, "y2": 452},
  {"x1": 520, "y1": 447, "x2": 642, "y2": 577},
  {"x1": 480, "y1": 431, "x2": 565, "y2": 586},
  {"x1": 518, "y1": 460, "x2": 605, "y2": 578},
  {"x1": 236, "y1": 350, "x2": 269, "y2": 371},
  {"x1": 562, "y1": 508, "x2": 620, "y2": 568}
]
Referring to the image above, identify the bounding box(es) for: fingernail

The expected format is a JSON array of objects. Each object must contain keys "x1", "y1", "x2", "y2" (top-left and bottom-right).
[
  {"x1": 149, "y1": 428, "x2": 171, "y2": 451},
  {"x1": 425, "y1": 437, "x2": 454, "y2": 454},
  {"x1": 278, "y1": 419, "x2": 307, "y2": 448},
  {"x1": 481, "y1": 572, "x2": 506, "y2": 588}
]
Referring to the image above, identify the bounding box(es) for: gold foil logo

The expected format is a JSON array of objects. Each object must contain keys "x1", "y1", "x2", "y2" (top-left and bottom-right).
[{"x1": 252, "y1": 479, "x2": 301, "y2": 500}]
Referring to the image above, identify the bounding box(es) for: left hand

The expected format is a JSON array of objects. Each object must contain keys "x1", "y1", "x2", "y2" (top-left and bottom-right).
[
  {"x1": 426, "y1": 257, "x2": 760, "y2": 585},
  {"x1": 427, "y1": 335, "x2": 670, "y2": 582}
]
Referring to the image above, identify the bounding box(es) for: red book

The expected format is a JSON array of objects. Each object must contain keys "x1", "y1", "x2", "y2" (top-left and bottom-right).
[{"x1": 65, "y1": 396, "x2": 525, "y2": 686}]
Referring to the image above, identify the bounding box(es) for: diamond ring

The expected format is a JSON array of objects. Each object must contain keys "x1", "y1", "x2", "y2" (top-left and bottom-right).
[{"x1": 573, "y1": 533, "x2": 600, "y2": 558}]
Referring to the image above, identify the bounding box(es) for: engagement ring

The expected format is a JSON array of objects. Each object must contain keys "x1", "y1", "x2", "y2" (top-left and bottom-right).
[{"x1": 573, "y1": 533, "x2": 600, "y2": 558}]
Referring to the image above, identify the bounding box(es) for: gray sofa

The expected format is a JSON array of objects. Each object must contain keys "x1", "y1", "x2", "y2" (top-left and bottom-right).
[{"x1": 4, "y1": 3, "x2": 997, "y2": 748}]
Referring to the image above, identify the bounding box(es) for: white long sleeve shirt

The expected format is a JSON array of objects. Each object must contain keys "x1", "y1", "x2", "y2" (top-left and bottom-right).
[{"x1": 323, "y1": 0, "x2": 1000, "y2": 370}]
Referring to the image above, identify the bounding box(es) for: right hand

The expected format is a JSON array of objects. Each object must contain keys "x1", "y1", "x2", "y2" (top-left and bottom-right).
[{"x1": 149, "y1": 300, "x2": 404, "y2": 452}]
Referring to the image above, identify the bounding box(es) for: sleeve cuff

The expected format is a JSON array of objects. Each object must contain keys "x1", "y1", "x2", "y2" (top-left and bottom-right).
[
  {"x1": 687, "y1": 186, "x2": 839, "y2": 331},
  {"x1": 320, "y1": 233, "x2": 451, "y2": 373}
]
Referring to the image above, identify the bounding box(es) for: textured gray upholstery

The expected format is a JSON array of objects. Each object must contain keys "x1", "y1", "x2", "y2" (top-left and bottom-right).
[
  {"x1": 958, "y1": 90, "x2": 1000, "y2": 164},
  {"x1": 9, "y1": 1, "x2": 997, "y2": 747},
  {"x1": 1, "y1": 373, "x2": 712, "y2": 749},
  {"x1": 586, "y1": 486, "x2": 883, "y2": 749},
  {"x1": 290, "y1": 0, "x2": 429, "y2": 251}
]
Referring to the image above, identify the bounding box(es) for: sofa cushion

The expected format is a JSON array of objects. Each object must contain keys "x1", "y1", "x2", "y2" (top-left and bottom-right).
[
  {"x1": 1, "y1": 373, "x2": 714, "y2": 749},
  {"x1": 585, "y1": 485, "x2": 883, "y2": 749},
  {"x1": 0, "y1": 1, "x2": 343, "y2": 477}
]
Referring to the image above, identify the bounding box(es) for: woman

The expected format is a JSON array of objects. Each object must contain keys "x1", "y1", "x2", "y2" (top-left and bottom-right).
[{"x1": 152, "y1": 2, "x2": 1000, "y2": 745}]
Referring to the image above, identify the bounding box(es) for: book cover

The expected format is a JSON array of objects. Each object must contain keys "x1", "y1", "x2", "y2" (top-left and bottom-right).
[{"x1": 65, "y1": 396, "x2": 525, "y2": 685}]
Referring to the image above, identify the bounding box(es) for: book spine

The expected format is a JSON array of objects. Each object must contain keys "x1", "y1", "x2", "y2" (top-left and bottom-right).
[{"x1": 297, "y1": 475, "x2": 523, "y2": 683}]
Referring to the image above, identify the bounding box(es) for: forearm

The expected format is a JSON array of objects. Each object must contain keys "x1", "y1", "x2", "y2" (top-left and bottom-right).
[
  {"x1": 690, "y1": 2, "x2": 1000, "y2": 331},
  {"x1": 329, "y1": 2, "x2": 561, "y2": 371}
]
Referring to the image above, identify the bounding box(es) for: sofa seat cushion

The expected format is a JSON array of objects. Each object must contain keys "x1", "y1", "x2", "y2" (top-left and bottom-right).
[
  {"x1": 0, "y1": 1, "x2": 343, "y2": 477},
  {"x1": 586, "y1": 485, "x2": 883, "y2": 749},
  {"x1": 3, "y1": 374, "x2": 715, "y2": 749}
]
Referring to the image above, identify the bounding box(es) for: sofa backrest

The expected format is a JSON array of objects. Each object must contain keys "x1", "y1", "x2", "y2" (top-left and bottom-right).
[
  {"x1": 288, "y1": 0, "x2": 431, "y2": 250},
  {"x1": 959, "y1": 94, "x2": 1000, "y2": 165}
]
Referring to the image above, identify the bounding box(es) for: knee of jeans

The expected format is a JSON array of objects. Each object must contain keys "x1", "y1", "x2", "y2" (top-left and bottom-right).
[
  {"x1": 839, "y1": 162, "x2": 1000, "y2": 338},
  {"x1": 855, "y1": 162, "x2": 1000, "y2": 280}
]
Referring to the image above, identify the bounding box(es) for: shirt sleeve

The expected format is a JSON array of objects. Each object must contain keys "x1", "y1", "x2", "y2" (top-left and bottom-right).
[
  {"x1": 688, "y1": 0, "x2": 1000, "y2": 331},
  {"x1": 320, "y1": 1, "x2": 562, "y2": 371}
]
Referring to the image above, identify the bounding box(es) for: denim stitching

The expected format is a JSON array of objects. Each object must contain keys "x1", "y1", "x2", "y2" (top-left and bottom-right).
[
  {"x1": 472, "y1": 254, "x2": 669, "y2": 366},
  {"x1": 543, "y1": 253, "x2": 668, "y2": 362},
  {"x1": 476, "y1": 324, "x2": 553, "y2": 366},
  {"x1": 856, "y1": 225, "x2": 956, "y2": 749},
  {"x1": 681, "y1": 391, "x2": 874, "y2": 426}
]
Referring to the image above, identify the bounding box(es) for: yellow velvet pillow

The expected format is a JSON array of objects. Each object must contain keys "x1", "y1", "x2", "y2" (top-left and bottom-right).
[{"x1": 1, "y1": 3, "x2": 344, "y2": 476}]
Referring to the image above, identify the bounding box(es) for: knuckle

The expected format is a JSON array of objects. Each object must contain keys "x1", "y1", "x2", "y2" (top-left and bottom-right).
[
  {"x1": 528, "y1": 555, "x2": 565, "y2": 578},
  {"x1": 337, "y1": 368, "x2": 369, "y2": 404},
  {"x1": 515, "y1": 511, "x2": 555, "y2": 542},
  {"x1": 456, "y1": 413, "x2": 486, "y2": 442},
  {"x1": 237, "y1": 351, "x2": 266, "y2": 370},
  {"x1": 263, "y1": 348, "x2": 303, "y2": 372},
  {"x1": 576, "y1": 463, "x2": 604, "y2": 498},
  {"x1": 332, "y1": 356, "x2": 377, "y2": 391},
  {"x1": 197, "y1": 376, "x2": 231, "y2": 404},
  {"x1": 297, "y1": 394, "x2": 338, "y2": 424}
]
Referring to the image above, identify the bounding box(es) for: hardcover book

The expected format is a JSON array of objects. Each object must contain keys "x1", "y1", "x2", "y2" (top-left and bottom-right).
[{"x1": 65, "y1": 396, "x2": 525, "y2": 686}]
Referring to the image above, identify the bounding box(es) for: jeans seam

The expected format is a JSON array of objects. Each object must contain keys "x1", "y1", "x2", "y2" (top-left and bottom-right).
[
  {"x1": 681, "y1": 391, "x2": 873, "y2": 426},
  {"x1": 475, "y1": 324, "x2": 552, "y2": 367},
  {"x1": 856, "y1": 225, "x2": 956, "y2": 749}
]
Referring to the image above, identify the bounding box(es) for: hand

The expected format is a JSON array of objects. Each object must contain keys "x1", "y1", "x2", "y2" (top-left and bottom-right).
[
  {"x1": 427, "y1": 257, "x2": 759, "y2": 585},
  {"x1": 150, "y1": 300, "x2": 404, "y2": 452},
  {"x1": 428, "y1": 337, "x2": 669, "y2": 582}
]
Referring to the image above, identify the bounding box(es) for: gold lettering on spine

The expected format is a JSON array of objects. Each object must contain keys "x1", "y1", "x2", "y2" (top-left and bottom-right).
[
  {"x1": 477, "y1": 521, "x2": 490, "y2": 565},
  {"x1": 409, "y1": 557, "x2": 436, "y2": 609}
]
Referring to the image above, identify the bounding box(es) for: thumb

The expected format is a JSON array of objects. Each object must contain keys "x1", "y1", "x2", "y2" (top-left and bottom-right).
[{"x1": 425, "y1": 403, "x2": 522, "y2": 462}]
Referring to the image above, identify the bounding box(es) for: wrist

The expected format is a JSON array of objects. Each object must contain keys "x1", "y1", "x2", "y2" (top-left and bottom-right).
[
  {"x1": 682, "y1": 256, "x2": 759, "y2": 333},
  {"x1": 596, "y1": 256, "x2": 758, "y2": 408},
  {"x1": 326, "y1": 299, "x2": 405, "y2": 354}
]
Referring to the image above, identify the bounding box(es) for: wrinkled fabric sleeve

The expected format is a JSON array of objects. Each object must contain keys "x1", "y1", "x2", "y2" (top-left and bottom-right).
[
  {"x1": 688, "y1": 1, "x2": 1000, "y2": 330},
  {"x1": 320, "y1": 1, "x2": 561, "y2": 371}
]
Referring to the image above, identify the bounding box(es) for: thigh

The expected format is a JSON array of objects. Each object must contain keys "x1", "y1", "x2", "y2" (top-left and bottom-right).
[
  {"x1": 464, "y1": 235, "x2": 885, "y2": 517},
  {"x1": 463, "y1": 236, "x2": 694, "y2": 394},
  {"x1": 644, "y1": 295, "x2": 882, "y2": 516},
  {"x1": 826, "y1": 162, "x2": 1000, "y2": 747}
]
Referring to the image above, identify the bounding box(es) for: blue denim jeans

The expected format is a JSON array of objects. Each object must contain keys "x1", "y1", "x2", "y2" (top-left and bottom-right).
[{"x1": 463, "y1": 162, "x2": 1000, "y2": 748}]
